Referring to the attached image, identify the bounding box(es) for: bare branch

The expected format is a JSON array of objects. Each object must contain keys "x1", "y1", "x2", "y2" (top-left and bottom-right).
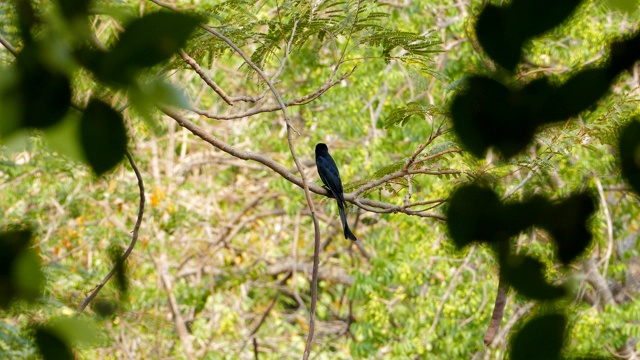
[
  {"x1": 428, "y1": 246, "x2": 475, "y2": 334},
  {"x1": 266, "y1": 261, "x2": 354, "y2": 286},
  {"x1": 192, "y1": 68, "x2": 357, "y2": 120},
  {"x1": 595, "y1": 176, "x2": 614, "y2": 277},
  {"x1": 180, "y1": 50, "x2": 234, "y2": 106},
  {"x1": 489, "y1": 301, "x2": 535, "y2": 348},
  {"x1": 148, "y1": 3, "x2": 325, "y2": 356},
  {"x1": 502, "y1": 166, "x2": 538, "y2": 201},
  {"x1": 162, "y1": 107, "x2": 449, "y2": 220},
  {"x1": 153, "y1": 255, "x2": 195, "y2": 359},
  {"x1": 0, "y1": 32, "x2": 17, "y2": 57},
  {"x1": 78, "y1": 151, "x2": 145, "y2": 313},
  {"x1": 484, "y1": 276, "x2": 509, "y2": 346}
]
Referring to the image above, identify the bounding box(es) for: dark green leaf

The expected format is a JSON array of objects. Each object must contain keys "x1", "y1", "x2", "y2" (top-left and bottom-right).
[
  {"x1": 34, "y1": 326, "x2": 73, "y2": 360},
  {"x1": 0, "y1": 229, "x2": 44, "y2": 308},
  {"x1": 619, "y1": 118, "x2": 640, "y2": 195},
  {"x1": 93, "y1": 299, "x2": 117, "y2": 318},
  {"x1": 109, "y1": 245, "x2": 128, "y2": 294},
  {"x1": 510, "y1": 314, "x2": 566, "y2": 360},
  {"x1": 546, "y1": 69, "x2": 613, "y2": 122},
  {"x1": 475, "y1": 4, "x2": 522, "y2": 71},
  {"x1": 57, "y1": 0, "x2": 92, "y2": 20},
  {"x1": 446, "y1": 185, "x2": 503, "y2": 247},
  {"x1": 79, "y1": 99, "x2": 127, "y2": 176},
  {"x1": 540, "y1": 193, "x2": 597, "y2": 264},
  {"x1": 475, "y1": 1, "x2": 582, "y2": 71},
  {"x1": 501, "y1": 255, "x2": 566, "y2": 300},
  {"x1": 16, "y1": 47, "x2": 71, "y2": 129},
  {"x1": 510, "y1": 0, "x2": 582, "y2": 38},
  {"x1": 100, "y1": 12, "x2": 201, "y2": 85},
  {"x1": 451, "y1": 76, "x2": 536, "y2": 158},
  {"x1": 609, "y1": 31, "x2": 640, "y2": 83}
]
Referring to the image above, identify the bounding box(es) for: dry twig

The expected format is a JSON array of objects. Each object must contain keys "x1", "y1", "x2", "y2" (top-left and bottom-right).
[{"x1": 77, "y1": 151, "x2": 145, "y2": 313}]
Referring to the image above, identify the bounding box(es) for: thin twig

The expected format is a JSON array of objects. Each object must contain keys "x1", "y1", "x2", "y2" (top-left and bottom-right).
[
  {"x1": 78, "y1": 151, "x2": 145, "y2": 313},
  {"x1": 501, "y1": 166, "x2": 538, "y2": 201},
  {"x1": 236, "y1": 296, "x2": 279, "y2": 358},
  {"x1": 594, "y1": 176, "x2": 614, "y2": 277},
  {"x1": 428, "y1": 246, "x2": 475, "y2": 334},
  {"x1": 153, "y1": 255, "x2": 195, "y2": 359},
  {"x1": 402, "y1": 124, "x2": 445, "y2": 172},
  {"x1": 0, "y1": 32, "x2": 17, "y2": 57},
  {"x1": 180, "y1": 50, "x2": 234, "y2": 106},
  {"x1": 352, "y1": 149, "x2": 461, "y2": 197},
  {"x1": 192, "y1": 68, "x2": 357, "y2": 120}
]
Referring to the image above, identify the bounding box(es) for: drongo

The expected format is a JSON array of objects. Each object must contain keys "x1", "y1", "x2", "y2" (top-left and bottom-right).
[{"x1": 315, "y1": 143, "x2": 357, "y2": 241}]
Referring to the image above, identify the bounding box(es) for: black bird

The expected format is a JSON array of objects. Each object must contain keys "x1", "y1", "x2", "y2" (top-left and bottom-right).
[{"x1": 315, "y1": 143, "x2": 357, "y2": 241}]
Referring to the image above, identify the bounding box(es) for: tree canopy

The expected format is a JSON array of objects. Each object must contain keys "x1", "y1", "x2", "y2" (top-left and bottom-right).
[{"x1": 1, "y1": 0, "x2": 640, "y2": 359}]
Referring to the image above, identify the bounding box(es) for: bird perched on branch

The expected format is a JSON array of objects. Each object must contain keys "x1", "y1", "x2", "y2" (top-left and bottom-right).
[{"x1": 315, "y1": 143, "x2": 357, "y2": 241}]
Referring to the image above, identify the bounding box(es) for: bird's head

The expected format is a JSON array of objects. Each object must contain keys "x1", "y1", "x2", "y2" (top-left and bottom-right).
[{"x1": 315, "y1": 143, "x2": 329, "y2": 155}]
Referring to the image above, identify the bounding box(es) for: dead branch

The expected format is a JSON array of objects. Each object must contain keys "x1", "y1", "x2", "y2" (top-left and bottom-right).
[{"x1": 78, "y1": 151, "x2": 145, "y2": 313}]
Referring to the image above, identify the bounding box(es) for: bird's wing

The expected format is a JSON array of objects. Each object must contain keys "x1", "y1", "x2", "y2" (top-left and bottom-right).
[{"x1": 316, "y1": 156, "x2": 346, "y2": 205}]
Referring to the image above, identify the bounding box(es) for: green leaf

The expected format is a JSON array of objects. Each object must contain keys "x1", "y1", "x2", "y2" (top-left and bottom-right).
[
  {"x1": 384, "y1": 103, "x2": 444, "y2": 128},
  {"x1": 56, "y1": 0, "x2": 91, "y2": 20},
  {"x1": 446, "y1": 185, "x2": 504, "y2": 247},
  {"x1": 451, "y1": 76, "x2": 536, "y2": 158},
  {"x1": 99, "y1": 11, "x2": 202, "y2": 85},
  {"x1": 540, "y1": 193, "x2": 597, "y2": 265},
  {"x1": 604, "y1": 0, "x2": 640, "y2": 13},
  {"x1": 33, "y1": 325, "x2": 73, "y2": 360},
  {"x1": 79, "y1": 99, "x2": 127, "y2": 176},
  {"x1": 619, "y1": 118, "x2": 640, "y2": 195},
  {"x1": 475, "y1": 4, "x2": 522, "y2": 72},
  {"x1": 510, "y1": 314, "x2": 566, "y2": 360},
  {"x1": 109, "y1": 245, "x2": 128, "y2": 294},
  {"x1": 16, "y1": 47, "x2": 72, "y2": 128},
  {"x1": 0, "y1": 229, "x2": 43, "y2": 308},
  {"x1": 47, "y1": 317, "x2": 99, "y2": 347},
  {"x1": 43, "y1": 113, "x2": 84, "y2": 162},
  {"x1": 501, "y1": 255, "x2": 566, "y2": 300}
]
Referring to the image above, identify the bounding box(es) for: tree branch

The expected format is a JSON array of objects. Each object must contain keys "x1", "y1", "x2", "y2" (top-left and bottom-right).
[
  {"x1": 267, "y1": 261, "x2": 354, "y2": 286},
  {"x1": 484, "y1": 275, "x2": 509, "y2": 346},
  {"x1": 428, "y1": 246, "x2": 475, "y2": 334},
  {"x1": 162, "y1": 107, "x2": 448, "y2": 220},
  {"x1": 191, "y1": 68, "x2": 357, "y2": 120},
  {"x1": 78, "y1": 151, "x2": 145, "y2": 313},
  {"x1": 180, "y1": 50, "x2": 234, "y2": 106},
  {"x1": 0, "y1": 32, "x2": 17, "y2": 57}
]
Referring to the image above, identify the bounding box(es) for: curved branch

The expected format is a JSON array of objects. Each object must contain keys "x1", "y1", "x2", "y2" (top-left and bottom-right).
[
  {"x1": 78, "y1": 151, "x2": 145, "y2": 313},
  {"x1": 162, "y1": 107, "x2": 448, "y2": 220}
]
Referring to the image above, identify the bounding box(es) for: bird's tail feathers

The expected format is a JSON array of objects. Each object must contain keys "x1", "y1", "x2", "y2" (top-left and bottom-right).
[{"x1": 338, "y1": 205, "x2": 357, "y2": 241}]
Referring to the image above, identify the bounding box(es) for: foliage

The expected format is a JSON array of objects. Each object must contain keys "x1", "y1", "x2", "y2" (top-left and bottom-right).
[
  {"x1": 0, "y1": 0, "x2": 639, "y2": 359},
  {"x1": 447, "y1": 0, "x2": 640, "y2": 358}
]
